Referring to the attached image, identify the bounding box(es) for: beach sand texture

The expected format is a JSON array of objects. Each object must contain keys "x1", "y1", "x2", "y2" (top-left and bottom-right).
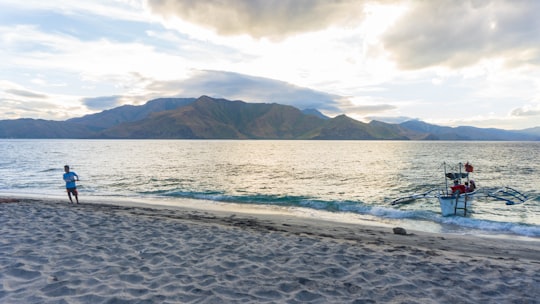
[{"x1": 1, "y1": 199, "x2": 539, "y2": 303}]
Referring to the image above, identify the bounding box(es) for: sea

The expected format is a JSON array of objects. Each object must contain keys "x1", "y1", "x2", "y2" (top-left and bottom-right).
[{"x1": 1, "y1": 139, "x2": 539, "y2": 238}]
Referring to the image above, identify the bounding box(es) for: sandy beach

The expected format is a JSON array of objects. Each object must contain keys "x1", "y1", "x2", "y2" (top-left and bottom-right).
[{"x1": 1, "y1": 198, "x2": 539, "y2": 303}]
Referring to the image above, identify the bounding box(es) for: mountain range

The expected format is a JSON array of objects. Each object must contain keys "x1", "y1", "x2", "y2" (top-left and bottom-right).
[{"x1": 1, "y1": 95, "x2": 539, "y2": 140}]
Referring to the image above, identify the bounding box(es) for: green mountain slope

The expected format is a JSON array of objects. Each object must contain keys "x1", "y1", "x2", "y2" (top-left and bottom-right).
[{"x1": 100, "y1": 96, "x2": 325, "y2": 139}]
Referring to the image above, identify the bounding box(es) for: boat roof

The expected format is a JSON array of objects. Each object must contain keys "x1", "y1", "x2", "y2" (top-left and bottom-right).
[{"x1": 445, "y1": 172, "x2": 469, "y2": 180}]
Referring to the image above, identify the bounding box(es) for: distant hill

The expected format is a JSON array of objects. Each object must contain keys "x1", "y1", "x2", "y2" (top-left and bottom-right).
[
  {"x1": 68, "y1": 97, "x2": 196, "y2": 130},
  {"x1": 0, "y1": 119, "x2": 95, "y2": 138},
  {"x1": 399, "y1": 120, "x2": 540, "y2": 141},
  {"x1": 520, "y1": 126, "x2": 540, "y2": 137},
  {"x1": 0, "y1": 96, "x2": 539, "y2": 140},
  {"x1": 305, "y1": 116, "x2": 408, "y2": 140},
  {"x1": 309, "y1": 115, "x2": 374, "y2": 140}
]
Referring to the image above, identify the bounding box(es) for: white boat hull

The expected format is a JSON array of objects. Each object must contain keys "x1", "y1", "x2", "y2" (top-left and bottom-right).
[{"x1": 438, "y1": 193, "x2": 475, "y2": 216}]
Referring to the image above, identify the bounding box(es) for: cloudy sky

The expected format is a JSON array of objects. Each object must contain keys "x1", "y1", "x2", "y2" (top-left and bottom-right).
[{"x1": 1, "y1": 0, "x2": 539, "y2": 129}]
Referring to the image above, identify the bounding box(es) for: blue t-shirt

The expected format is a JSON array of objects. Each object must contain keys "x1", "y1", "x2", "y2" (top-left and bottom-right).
[{"x1": 63, "y1": 172, "x2": 78, "y2": 189}]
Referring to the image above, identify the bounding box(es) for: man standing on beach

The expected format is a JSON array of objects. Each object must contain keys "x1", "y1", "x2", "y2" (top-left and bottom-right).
[{"x1": 63, "y1": 165, "x2": 79, "y2": 204}]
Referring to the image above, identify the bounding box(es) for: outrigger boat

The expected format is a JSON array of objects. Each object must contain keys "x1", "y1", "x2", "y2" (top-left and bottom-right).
[{"x1": 391, "y1": 162, "x2": 530, "y2": 216}]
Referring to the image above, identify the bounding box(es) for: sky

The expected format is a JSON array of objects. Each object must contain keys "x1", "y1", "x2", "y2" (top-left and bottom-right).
[{"x1": 1, "y1": 0, "x2": 539, "y2": 130}]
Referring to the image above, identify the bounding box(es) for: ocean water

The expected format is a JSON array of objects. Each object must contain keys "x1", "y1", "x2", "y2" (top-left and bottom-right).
[{"x1": 1, "y1": 139, "x2": 539, "y2": 237}]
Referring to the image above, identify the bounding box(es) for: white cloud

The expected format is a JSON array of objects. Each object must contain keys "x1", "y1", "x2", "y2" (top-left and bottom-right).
[
  {"x1": 5, "y1": 88, "x2": 48, "y2": 99},
  {"x1": 1, "y1": 0, "x2": 540, "y2": 130},
  {"x1": 381, "y1": 0, "x2": 540, "y2": 70},
  {"x1": 0, "y1": 24, "x2": 194, "y2": 98},
  {"x1": 0, "y1": 80, "x2": 88, "y2": 120},
  {"x1": 145, "y1": 0, "x2": 368, "y2": 40},
  {"x1": 81, "y1": 95, "x2": 122, "y2": 110},
  {"x1": 146, "y1": 70, "x2": 344, "y2": 111},
  {"x1": 511, "y1": 103, "x2": 540, "y2": 117}
]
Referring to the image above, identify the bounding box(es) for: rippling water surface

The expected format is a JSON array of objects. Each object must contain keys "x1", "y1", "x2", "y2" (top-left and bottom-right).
[{"x1": 1, "y1": 140, "x2": 539, "y2": 237}]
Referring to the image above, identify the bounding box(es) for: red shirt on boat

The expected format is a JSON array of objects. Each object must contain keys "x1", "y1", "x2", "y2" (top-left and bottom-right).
[{"x1": 451, "y1": 184, "x2": 467, "y2": 194}]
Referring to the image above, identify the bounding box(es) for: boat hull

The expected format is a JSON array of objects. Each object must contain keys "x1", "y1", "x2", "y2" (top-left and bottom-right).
[{"x1": 438, "y1": 194, "x2": 474, "y2": 216}]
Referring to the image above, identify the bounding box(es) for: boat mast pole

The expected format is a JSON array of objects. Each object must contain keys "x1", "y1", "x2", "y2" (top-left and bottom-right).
[
  {"x1": 444, "y1": 162, "x2": 448, "y2": 196},
  {"x1": 458, "y1": 162, "x2": 463, "y2": 184},
  {"x1": 465, "y1": 161, "x2": 470, "y2": 183}
]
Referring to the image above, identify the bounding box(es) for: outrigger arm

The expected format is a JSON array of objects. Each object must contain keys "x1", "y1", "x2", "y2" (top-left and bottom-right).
[
  {"x1": 391, "y1": 187, "x2": 530, "y2": 207},
  {"x1": 390, "y1": 188, "x2": 439, "y2": 205},
  {"x1": 483, "y1": 187, "x2": 530, "y2": 205}
]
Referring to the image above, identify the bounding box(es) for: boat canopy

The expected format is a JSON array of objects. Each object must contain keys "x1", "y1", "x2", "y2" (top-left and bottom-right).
[{"x1": 445, "y1": 172, "x2": 469, "y2": 180}]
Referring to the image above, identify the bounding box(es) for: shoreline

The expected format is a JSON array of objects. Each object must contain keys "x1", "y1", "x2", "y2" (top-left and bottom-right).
[
  {"x1": 4, "y1": 191, "x2": 539, "y2": 239},
  {"x1": 1, "y1": 197, "x2": 539, "y2": 303}
]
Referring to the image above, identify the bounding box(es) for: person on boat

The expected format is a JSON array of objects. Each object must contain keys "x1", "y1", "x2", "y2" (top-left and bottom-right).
[
  {"x1": 467, "y1": 180, "x2": 476, "y2": 192},
  {"x1": 63, "y1": 165, "x2": 80, "y2": 204},
  {"x1": 451, "y1": 180, "x2": 467, "y2": 195}
]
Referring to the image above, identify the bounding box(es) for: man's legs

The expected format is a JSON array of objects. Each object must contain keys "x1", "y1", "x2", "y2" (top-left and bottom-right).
[
  {"x1": 67, "y1": 188, "x2": 78, "y2": 203},
  {"x1": 67, "y1": 189, "x2": 73, "y2": 203}
]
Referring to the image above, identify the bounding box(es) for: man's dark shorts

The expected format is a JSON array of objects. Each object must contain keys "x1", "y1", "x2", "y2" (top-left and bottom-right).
[{"x1": 66, "y1": 187, "x2": 78, "y2": 195}]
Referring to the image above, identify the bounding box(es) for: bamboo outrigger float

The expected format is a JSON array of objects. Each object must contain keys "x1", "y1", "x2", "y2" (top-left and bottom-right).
[{"x1": 391, "y1": 162, "x2": 530, "y2": 216}]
